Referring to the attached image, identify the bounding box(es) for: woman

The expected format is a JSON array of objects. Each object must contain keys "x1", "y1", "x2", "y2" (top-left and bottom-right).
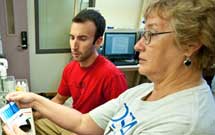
[{"x1": 3, "y1": 0, "x2": 215, "y2": 134}]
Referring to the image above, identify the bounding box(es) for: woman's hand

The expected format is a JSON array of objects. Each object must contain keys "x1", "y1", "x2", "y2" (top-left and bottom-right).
[
  {"x1": 3, "y1": 125, "x2": 27, "y2": 135},
  {"x1": 6, "y1": 92, "x2": 35, "y2": 108}
]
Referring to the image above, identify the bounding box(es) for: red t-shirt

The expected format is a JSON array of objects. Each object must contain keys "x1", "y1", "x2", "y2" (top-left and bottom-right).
[{"x1": 58, "y1": 55, "x2": 128, "y2": 113}]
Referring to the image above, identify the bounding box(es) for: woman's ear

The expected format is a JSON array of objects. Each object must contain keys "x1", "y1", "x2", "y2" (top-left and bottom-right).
[{"x1": 184, "y1": 42, "x2": 202, "y2": 56}]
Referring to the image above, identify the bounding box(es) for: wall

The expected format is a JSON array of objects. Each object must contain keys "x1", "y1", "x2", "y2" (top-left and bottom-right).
[{"x1": 96, "y1": 0, "x2": 141, "y2": 29}]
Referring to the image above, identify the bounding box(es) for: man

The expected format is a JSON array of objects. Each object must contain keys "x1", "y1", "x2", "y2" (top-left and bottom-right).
[{"x1": 35, "y1": 9, "x2": 128, "y2": 135}]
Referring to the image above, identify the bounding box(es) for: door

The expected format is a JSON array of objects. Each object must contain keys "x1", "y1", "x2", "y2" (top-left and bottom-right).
[{"x1": 0, "y1": 0, "x2": 30, "y2": 86}]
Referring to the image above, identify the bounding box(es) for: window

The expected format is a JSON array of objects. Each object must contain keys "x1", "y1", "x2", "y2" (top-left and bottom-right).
[
  {"x1": 35, "y1": 0, "x2": 96, "y2": 54},
  {"x1": 6, "y1": 0, "x2": 15, "y2": 35},
  {"x1": 35, "y1": 0, "x2": 75, "y2": 53}
]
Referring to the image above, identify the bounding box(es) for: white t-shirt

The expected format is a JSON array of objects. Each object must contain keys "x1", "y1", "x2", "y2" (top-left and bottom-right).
[{"x1": 89, "y1": 79, "x2": 215, "y2": 135}]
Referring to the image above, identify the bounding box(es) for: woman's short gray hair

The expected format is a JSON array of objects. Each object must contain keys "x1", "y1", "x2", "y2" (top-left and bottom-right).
[{"x1": 145, "y1": 0, "x2": 215, "y2": 69}]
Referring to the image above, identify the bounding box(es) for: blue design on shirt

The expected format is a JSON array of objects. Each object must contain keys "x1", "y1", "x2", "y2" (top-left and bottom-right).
[{"x1": 105, "y1": 103, "x2": 138, "y2": 135}]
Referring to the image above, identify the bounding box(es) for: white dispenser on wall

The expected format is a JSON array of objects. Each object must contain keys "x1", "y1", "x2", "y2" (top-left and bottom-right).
[{"x1": 0, "y1": 58, "x2": 8, "y2": 78}]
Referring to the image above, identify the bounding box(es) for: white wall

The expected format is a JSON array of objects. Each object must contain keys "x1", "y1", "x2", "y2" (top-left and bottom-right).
[{"x1": 96, "y1": 0, "x2": 142, "y2": 29}]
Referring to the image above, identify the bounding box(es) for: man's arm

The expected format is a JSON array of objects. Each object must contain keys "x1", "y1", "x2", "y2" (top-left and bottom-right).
[{"x1": 51, "y1": 93, "x2": 69, "y2": 104}]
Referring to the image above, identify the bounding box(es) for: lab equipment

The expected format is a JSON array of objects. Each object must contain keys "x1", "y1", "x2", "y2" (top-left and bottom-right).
[
  {"x1": 0, "y1": 58, "x2": 12, "y2": 135},
  {"x1": 0, "y1": 58, "x2": 9, "y2": 108},
  {"x1": 0, "y1": 59, "x2": 32, "y2": 135},
  {"x1": 0, "y1": 59, "x2": 16, "y2": 93},
  {"x1": 0, "y1": 102, "x2": 34, "y2": 134},
  {"x1": 16, "y1": 79, "x2": 29, "y2": 92}
]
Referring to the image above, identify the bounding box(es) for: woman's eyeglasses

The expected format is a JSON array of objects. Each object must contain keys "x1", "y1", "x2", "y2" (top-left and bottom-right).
[{"x1": 140, "y1": 31, "x2": 173, "y2": 45}]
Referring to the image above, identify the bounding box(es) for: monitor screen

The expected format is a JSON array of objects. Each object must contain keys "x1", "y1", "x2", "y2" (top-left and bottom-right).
[{"x1": 103, "y1": 32, "x2": 137, "y2": 60}]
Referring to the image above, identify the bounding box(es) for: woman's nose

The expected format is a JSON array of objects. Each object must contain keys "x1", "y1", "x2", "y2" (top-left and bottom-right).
[{"x1": 134, "y1": 39, "x2": 145, "y2": 52}]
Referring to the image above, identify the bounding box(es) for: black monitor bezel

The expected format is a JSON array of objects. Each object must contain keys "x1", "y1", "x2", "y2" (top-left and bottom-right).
[{"x1": 103, "y1": 32, "x2": 137, "y2": 60}]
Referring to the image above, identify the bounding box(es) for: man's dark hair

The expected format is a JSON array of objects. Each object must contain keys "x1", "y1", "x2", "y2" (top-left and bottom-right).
[{"x1": 72, "y1": 9, "x2": 106, "y2": 43}]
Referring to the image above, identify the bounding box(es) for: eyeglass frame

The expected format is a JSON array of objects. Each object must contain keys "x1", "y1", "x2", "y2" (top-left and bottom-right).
[{"x1": 140, "y1": 31, "x2": 174, "y2": 45}]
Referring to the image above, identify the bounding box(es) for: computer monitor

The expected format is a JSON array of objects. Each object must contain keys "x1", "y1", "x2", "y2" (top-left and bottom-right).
[{"x1": 103, "y1": 32, "x2": 137, "y2": 61}]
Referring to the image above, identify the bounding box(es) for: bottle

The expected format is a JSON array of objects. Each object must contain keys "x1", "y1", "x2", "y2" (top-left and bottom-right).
[
  {"x1": 21, "y1": 81, "x2": 27, "y2": 91},
  {"x1": 16, "y1": 81, "x2": 22, "y2": 91}
]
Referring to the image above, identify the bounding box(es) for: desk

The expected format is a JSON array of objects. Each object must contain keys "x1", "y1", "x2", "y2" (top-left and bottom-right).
[
  {"x1": 117, "y1": 64, "x2": 139, "y2": 71},
  {"x1": 116, "y1": 65, "x2": 143, "y2": 87}
]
